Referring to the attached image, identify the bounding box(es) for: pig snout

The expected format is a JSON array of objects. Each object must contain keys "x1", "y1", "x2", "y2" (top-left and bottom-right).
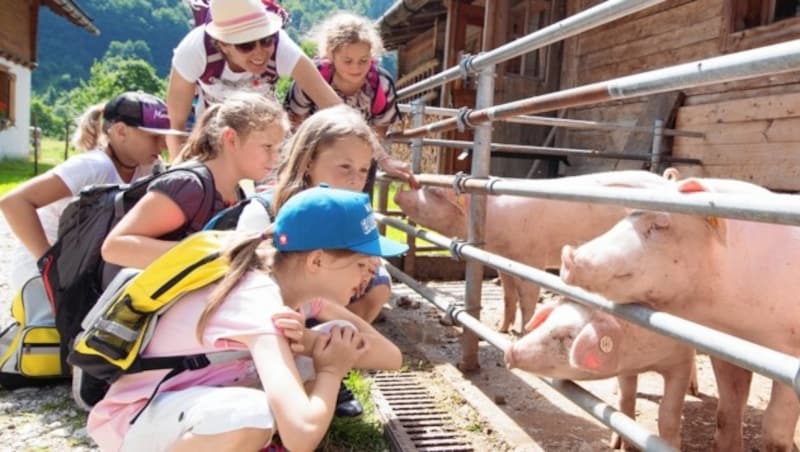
[{"x1": 560, "y1": 245, "x2": 577, "y2": 284}]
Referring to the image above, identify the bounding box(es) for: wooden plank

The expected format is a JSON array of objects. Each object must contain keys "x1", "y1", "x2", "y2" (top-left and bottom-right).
[
  {"x1": 673, "y1": 142, "x2": 800, "y2": 190},
  {"x1": 583, "y1": 39, "x2": 718, "y2": 85},
  {"x1": 579, "y1": 0, "x2": 717, "y2": 55},
  {"x1": 579, "y1": 0, "x2": 698, "y2": 37},
  {"x1": 675, "y1": 91, "x2": 800, "y2": 126},
  {"x1": 583, "y1": 17, "x2": 719, "y2": 71},
  {"x1": 683, "y1": 73, "x2": 800, "y2": 105},
  {"x1": 674, "y1": 117, "x2": 800, "y2": 146}
]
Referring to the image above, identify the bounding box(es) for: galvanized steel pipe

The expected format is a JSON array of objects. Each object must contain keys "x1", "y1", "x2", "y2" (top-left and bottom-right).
[
  {"x1": 396, "y1": 104, "x2": 705, "y2": 138},
  {"x1": 390, "y1": 39, "x2": 800, "y2": 139},
  {"x1": 399, "y1": 173, "x2": 800, "y2": 227},
  {"x1": 376, "y1": 214, "x2": 800, "y2": 396},
  {"x1": 397, "y1": 0, "x2": 668, "y2": 99},
  {"x1": 384, "y1": 262, "x2": 677, "y2": 452}
]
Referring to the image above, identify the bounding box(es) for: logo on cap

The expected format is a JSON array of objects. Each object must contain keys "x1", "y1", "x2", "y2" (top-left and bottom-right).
[{"x1": 279, "y1": 234, "x2": 288, "y2": 246}]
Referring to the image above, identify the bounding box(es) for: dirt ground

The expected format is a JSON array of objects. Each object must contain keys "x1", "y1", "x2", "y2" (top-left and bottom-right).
[{"x1": 382, "y1": 279, "x2": 800, "y2": 451}]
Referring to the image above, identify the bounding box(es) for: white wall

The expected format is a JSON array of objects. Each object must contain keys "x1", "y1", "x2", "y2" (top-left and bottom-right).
[{"x1": 0, "y1": 57, "x2": 31, "y2": 159}]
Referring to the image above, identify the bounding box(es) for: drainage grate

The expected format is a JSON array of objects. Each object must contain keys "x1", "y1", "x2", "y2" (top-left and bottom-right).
[{"x1": 371, "y1": 372, "x2": 474, "y2": 452}]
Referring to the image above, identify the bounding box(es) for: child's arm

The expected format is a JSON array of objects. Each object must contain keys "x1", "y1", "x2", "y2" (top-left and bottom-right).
[
  {"x1": 310, "y1": 299, "x2": 402, "y2": 371},
  {"x1": 232, "y1": 326, "x2": 365, "y2": 452},
  {"x1": 0, "y1": 173, "x2": 72, "y2": 258},
  {"x1": 101, "y1": 191, "x2": 184, "y2": 268}
]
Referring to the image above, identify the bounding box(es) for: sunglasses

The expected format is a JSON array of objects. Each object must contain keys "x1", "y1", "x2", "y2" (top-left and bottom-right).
[{"x1": 233, "y1": 35, "x2": 276, "y2": 53}]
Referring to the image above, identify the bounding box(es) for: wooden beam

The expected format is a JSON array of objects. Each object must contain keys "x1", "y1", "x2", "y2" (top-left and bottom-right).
[{"x1": 30, "y1": 0, "x2": 40, "y2": 65}]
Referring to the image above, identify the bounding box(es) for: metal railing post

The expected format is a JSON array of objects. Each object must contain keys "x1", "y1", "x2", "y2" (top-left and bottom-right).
[
  {"x1": 650, "y1": 119, "x2": 665, "y2": 174},
  {"x1": 403, "y1": 100, "x2": 426, "y2": 277},
  {"x1": 461, "y1": 64, "x2": 495, "y2": 371}
]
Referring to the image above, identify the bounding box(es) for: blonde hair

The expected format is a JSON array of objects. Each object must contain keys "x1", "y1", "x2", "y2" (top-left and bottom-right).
[
  {"x1": 310, "y1": 11, "x2": 385, "y2": 59},
  {"x1": 272, "y1": 105, "x2": 382, "y2": 213},
  {"x1": 176, "y1": 92, "x2": 289, "y2": 163},
  {"x1": 195, "y1": 232, "x2": 356, "y2": 341},
  {"x1": 71, "y1": 103, "x2": 109, "y2": 151}
]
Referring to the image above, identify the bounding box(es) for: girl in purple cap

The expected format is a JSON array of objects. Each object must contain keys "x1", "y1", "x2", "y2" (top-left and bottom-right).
[
  {"x1": 87, "y1": 186, "x2": 406, "y2": 452},
  {"x1": 166, "y1": 0, "x2": 341, "y2": 160},
  {"x1": 0, "y1": 92, "x2": 181, "y2": 293}
]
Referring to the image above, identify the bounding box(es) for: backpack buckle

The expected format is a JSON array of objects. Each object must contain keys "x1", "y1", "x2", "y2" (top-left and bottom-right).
[{"x1": 182, "y1": 355, "x2": 210, "y2": 371}]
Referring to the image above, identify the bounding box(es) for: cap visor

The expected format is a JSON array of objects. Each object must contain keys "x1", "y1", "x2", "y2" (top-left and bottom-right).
[
  {"x1": 138, "y1": 126, "x2": 190, "y2": 137},
  {"x1": 349, "y1": 236, "x2": 409, "y2": 257}
]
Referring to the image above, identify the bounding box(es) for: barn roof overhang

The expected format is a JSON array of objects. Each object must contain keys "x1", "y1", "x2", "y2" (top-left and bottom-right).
[
  {"x1": 377, "y1": 0, "x2": 446, "y2": 50},
  {"x1": 43, "y1": 0, "x2": 100, "y2": 36}
]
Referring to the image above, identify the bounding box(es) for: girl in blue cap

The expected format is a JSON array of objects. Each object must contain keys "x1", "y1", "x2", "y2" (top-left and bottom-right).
[{"x1": 87, "y1": 186, "x2": 407, "y2": 452}]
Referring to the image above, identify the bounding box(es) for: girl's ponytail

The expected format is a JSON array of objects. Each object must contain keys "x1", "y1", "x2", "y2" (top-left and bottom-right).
[{"x1": 70, "y1": 104, "x2": 107, "y2": 152}]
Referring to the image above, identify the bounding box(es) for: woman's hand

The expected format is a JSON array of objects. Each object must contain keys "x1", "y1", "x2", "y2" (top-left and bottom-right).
[
  {"x1": 312, "y1": 326, "x2": 368, "y2": 378},
  {"x1": 272, "y1": 308, "x2": 306, "y2": 354},
  {"x1": 377, "y1": 154, "x2": 420, "y2": 189}
]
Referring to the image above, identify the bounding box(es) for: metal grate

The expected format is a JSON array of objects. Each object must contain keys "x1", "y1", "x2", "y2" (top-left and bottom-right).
[{"x1": 371, "y1": 372, "x2": 474, "y2": 452}]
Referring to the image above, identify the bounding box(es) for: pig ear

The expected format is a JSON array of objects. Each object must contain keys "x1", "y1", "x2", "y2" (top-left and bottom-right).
[
  {"x1": 677, "y1": 178, "x2": 708, "y2": 194},
  {"x1": 569, "y1": 316, "x2": 621, "y2": 374},
  {"x1": 524, "y1": 303, "x2": 555, "y2": 332}
]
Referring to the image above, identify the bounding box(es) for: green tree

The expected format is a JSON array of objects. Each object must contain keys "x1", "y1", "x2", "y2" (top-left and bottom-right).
[
  {"x1": 30, "y1": 96, "x2": 67, "y2": 138},
  {"x1": 68, "y1": 56, "x2": 166, "y2": 114},
  {"x1": 105, "y1": 40, "x2": 154, "y2": 64}
]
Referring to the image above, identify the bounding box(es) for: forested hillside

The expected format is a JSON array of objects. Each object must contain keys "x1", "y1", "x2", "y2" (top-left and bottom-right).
[{"x1": 34, "y1": 0, "x2": 395, "y2": 96}]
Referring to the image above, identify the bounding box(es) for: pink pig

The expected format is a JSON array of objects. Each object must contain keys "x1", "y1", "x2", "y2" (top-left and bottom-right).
[
  {"x1": 506, "y1": 298, "x2": 696, "y2": 449},
  {"x1": 561, "y1": 177, "x2": 800, "y2": 451},
  {"x1": 394, "y1": 170, "x2": 675, "y2": 333}
]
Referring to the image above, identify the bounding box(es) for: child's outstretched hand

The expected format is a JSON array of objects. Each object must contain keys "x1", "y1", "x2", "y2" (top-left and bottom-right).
[
  {"x1": 312, "y1": 326, "x2": 368, "y2": 378},
  {"x1": 272, "y1": 308, "x2": 306, "y2": 354}
]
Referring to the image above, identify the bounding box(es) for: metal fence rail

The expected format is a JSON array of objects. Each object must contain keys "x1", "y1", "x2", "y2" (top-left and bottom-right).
[
  {"x1": 389, "y1": 39, "x2": 800, "y2": 139},
  {"x1": 376, "y1": 214, "x2": 800, "y2": 398},
  {"x1": 385, "y1": 262, "x2": 677, "y2": 452},
  {"x1": 396, "y1": 104, "x2": 705, "y2": 138},
  {"x1": 397, "y1": 0, "x2": 669, "y2": 99}
]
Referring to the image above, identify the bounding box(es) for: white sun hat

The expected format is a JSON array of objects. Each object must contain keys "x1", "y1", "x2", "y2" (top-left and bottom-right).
[{"x1": 205, "y1": 0, "x2": 283, "y2": 44}]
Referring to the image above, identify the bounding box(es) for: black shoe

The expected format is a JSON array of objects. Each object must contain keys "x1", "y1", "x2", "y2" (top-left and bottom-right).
[{"x1": 335, "y1": 383, "x2": 363, "y2": 417}]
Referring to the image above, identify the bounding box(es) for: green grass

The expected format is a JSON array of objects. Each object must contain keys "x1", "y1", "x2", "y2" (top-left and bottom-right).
[
  {"x1": 0, "y1": 137, "x2": 72, "y2": 196},
  {"x1": 317, "y1": 371, "x2": 389, "y2": 452}
]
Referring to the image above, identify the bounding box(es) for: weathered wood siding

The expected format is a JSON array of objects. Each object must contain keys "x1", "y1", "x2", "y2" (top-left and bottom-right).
[
  {"x1": 559, "y1": 0, "x2": 800, "y2": 191},
  {"x1": 0, "y1": 2, "x2": 34, "y2": 65}
]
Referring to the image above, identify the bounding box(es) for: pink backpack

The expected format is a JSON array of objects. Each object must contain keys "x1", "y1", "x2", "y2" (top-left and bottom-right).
[{"x1": 317, "y1": 58, "x2": 389, "y2": 117}]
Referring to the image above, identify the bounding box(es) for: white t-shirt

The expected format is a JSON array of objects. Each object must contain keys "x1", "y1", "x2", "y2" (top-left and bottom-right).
[
  {"x1": 9, "y1": 150, "x2": 154, "y2": 291},
  {"x1": 172, "y1": 26, "x2": 303, "y2": 117}
]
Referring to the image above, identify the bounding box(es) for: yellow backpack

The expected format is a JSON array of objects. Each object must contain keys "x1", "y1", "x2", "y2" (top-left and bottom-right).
[
  {"x1": 0, "y1": 276, "x2": 66, "y2": 388},
  {"x1": 68, "y1": 230, "x2": 249, "y2": 409}
]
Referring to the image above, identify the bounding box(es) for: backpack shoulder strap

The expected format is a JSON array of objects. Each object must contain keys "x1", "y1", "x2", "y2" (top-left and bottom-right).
[
  {"x1": 317, "y1": 58, "x2": 334, "y2": 84},
  {"x1": 370, "y1": 63, "x2": 392, "y2": 117},
  {"x1": 200, "y1": 30, "x2": 226, "y2": 85}
]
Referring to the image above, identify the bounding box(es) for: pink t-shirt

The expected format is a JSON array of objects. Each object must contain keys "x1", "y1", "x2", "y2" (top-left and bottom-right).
[{"x1": 87, "y1": 271, "x2": 283, "y2": 451}]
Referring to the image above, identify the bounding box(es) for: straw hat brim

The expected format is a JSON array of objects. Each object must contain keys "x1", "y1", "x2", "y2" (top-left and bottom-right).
[{"x1": 206, "y1": 11, "x2": 282, "y2": 44}]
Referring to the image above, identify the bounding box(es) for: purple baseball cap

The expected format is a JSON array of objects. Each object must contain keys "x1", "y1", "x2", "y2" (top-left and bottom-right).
[{"x1": 103, "y1": 92, "x2": 188, "y2": 136}]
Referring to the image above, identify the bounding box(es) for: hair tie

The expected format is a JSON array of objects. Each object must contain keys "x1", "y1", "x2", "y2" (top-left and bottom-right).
[{"x1": 260, "y1": 231, "x2": 269, "y2": 241}]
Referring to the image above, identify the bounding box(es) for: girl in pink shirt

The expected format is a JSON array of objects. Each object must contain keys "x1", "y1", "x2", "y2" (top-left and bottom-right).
[{"x1": 87, "y1": 186, "x2": 407, "y2": 452}]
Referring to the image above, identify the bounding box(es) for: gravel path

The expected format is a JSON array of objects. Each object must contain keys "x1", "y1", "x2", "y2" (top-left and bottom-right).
[{"x1": 0, "y1": 216, "x2": 97, "y2": 452}]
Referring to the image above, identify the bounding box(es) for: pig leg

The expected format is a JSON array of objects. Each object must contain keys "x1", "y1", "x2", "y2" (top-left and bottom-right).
[
  {"x1": 656, "y1": 360, "x2": 694, "y2": 449},
  {"x1": 687, "y1": 357, "x2": 700, "y2": 397},
  {"x1": 611, "y1": 374, "x2": 638, "y2": 450},
  {"x1": 761, "y1": 381, "x2": 800, "y2": 452},
  {"x1": 514, "y1": 280, "x2": 541, "y2": 334},
  {"x1": 498, "y1": 273, "x2": 518, "y2": 333},
  {"x1": 710, "y1": 357, "x2": 751, "y2": 452}
]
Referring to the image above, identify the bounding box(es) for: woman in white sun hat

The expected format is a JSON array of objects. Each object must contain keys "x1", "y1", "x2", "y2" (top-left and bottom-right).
[{"x1": 166, "y1": 0, "x2": 341, "y2": 160}]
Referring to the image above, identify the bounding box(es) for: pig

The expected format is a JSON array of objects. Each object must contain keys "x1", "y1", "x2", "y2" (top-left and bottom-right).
[
  {"x1": 561, "y1": 177, "x2": 800, "y2": 452},
  {"x1": 505, "y1": 298, "x2": 697, "y2": 449},
  {"x1": 394, "y1": 170, "x2": 676, "y2": 333}
]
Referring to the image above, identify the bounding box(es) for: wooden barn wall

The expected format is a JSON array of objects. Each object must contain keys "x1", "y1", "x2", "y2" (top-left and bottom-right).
[
  {"x1": 0, "y1": 2, "x2": 34, "y2": 65},
  {"x1": 557, "y1": 0, "x2": 800, "y2": 191}
]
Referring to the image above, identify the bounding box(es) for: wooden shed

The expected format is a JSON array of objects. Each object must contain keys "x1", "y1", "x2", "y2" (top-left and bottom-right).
[
  {"x1": 379, "y1": 0, "x2": 800, "y2": 192},
  {"x1": 0, "y1": 0, "x2": 98, "y2": 158}
]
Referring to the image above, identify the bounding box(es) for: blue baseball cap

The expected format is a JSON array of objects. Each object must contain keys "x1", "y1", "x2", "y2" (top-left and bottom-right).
[{"x1": 273, "y1": 186, "x2": 408, "y2": 257}]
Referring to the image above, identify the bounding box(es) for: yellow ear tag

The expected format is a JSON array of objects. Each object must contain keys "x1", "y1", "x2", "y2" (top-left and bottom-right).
[{"x1": 456, "y1": 195, "x2": 466, "y2": 208}]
